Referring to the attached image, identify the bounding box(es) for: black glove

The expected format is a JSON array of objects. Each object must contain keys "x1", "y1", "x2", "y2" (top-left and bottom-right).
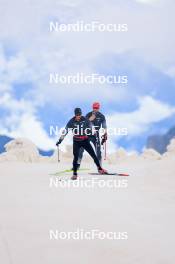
[
  {"x1": 56, "y1": 138, "x2": 63, "y2": 146},
  {"x1": 101, "y1": 133, "x2": 107, "y2": 145}
]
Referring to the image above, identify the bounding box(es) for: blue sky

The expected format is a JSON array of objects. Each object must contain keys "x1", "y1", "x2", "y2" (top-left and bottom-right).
[{"x1": 0, "y1": 0, "x2": 175, "y2": 152}]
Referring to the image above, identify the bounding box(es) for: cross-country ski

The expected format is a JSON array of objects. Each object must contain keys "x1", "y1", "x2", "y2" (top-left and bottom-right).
[{"x1": 88, "y1": 172, "x2": 129, "y2": 176}]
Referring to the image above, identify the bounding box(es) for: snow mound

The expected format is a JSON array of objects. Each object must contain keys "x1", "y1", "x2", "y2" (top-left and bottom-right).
[
  {"x1": 115, "y1": 147, "x2": 128, "y2": 159},
  {"x1": 107, "y1": 148, "x2": 139, "y2": 164},
  {"x1": 50, "y1": 145, "x2": 73, "y2": 163},
  {"x1": 107, "y1": 148, "x2": 127, "y2": 164},
  {"x1": 0, "y1": 152, "x2": 18, "y2": 162},
  {"x1": 166, "y1": 138, "x2": 175, "y2": 153},
  {"x1": 163, "y1": 138, "x2": 175, "y2": 158},
  {"x1": 1, "y1": 138, "x2": 40, "y2": 162},
  {"x1": 141, "y1": 148, "x2": 161, "y2": 160}
]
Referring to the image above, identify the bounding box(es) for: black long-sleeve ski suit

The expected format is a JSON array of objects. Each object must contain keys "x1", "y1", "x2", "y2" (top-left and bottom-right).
[
  {"x1": 78, "y1": 111, "x2": 107, "y2": 166},
  {"x1": 61, "y1": 116, "x2": 102, "y2": 173}
]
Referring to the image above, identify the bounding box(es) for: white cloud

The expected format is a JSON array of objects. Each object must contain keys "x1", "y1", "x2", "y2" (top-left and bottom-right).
[
  {"x1": 0, "y1": 0, "x2": 174, "y2": 109},
  {"x1": 0, "y1": 45, "x2": 39, "y2": 98},
  {"x1": 107, "y1": 96, "x2": 175, "y2": 137},
  {"x1": 0, "y1": 93, "x2": 55, "y2": 150},
  {"x1": 0, "y1": 0, "x2": 174, "y2": 70},
  {"x1": 1, "y1": 94, "x2": 175, "y2": 153},
  {"x1": 7, "y1": 113, "x2": 55, "y2": 150},
  {"x1": 135, "y1": 0, "x2": 161, "y2": 4},
  {"x1": 0, "y1": 0, "x2": 175, "y2": 153},
  {"x1": 165, "y1": 66, "x2": 175, "y2": 78}
]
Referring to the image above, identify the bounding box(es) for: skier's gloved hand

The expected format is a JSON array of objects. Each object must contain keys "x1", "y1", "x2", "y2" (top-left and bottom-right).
[
  {"x1": 101, "y1": 133, "x2": 107, "y2": 145},
  {"x1": 56, "y1": 138, "x2": 63, "y2": 146}
]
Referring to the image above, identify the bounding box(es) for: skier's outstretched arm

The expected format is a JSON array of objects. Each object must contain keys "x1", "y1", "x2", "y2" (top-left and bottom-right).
[{"x1": 56, "y1": 120, "x2": 72, "y2": 146}]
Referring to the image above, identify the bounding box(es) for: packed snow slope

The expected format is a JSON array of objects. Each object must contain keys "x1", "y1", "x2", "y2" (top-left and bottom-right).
[{"x1": 0, "y1": 153, "x2": 175, "y2": 264}]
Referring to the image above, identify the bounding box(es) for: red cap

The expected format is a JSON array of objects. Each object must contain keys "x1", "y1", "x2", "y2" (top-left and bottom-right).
[{"x1": 92, "y1": 102, "x2": 100, "y2": 109}]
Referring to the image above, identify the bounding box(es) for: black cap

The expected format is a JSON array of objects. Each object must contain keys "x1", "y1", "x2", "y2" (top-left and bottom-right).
[{"x1": 74, "y1": 107, "x2": 82, "y2": 116}]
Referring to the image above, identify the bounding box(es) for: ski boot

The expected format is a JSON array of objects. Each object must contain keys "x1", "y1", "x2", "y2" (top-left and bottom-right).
[
  {"x1": 71, "y1": 172, "x2": 78, "y2": 180},
  {"x1": 98, "y1": 168, "x2": 108, "y2": 175}
]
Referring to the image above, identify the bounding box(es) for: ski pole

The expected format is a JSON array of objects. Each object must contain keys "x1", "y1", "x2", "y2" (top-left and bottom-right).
[
  {"x1": 104, "y1": 141, "x2": 107, "y2": 160},
  {"x1": 57, "y1": 145, "x2": 60, "y2": 163},
  {"x1": 95, "y1": 139, "x2": 98, "y2": 155}
]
